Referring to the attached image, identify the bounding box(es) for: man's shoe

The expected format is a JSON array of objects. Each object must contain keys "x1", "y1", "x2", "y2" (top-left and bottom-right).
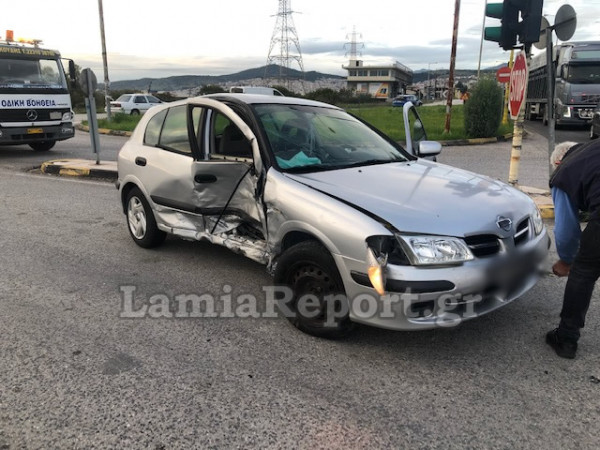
[{"x1": 546, "y1": 329, "x2": 577, "y2": 359}]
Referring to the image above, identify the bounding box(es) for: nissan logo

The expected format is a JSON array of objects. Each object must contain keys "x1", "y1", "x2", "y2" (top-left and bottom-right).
[
  {"x1": 496, "y1": 216, "x2": 513, "y2": 232},
  {"x1": 26, "y1": 110, "x2": 38, "y2": 121}
]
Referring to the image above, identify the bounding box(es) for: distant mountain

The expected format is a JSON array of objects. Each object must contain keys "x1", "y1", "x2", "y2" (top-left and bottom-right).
[{"x1": 106, "y1": 64, "x2": 344, "y2": 92}]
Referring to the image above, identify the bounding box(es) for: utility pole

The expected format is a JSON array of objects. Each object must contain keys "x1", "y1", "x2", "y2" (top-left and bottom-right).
[
  {"x1": 98, "y1": 0, "x2": 111, "y2": 120},
  {"x1": 444, "y1": 0, "x2": 461, "y2": 134},
  {"x1": 265, "y1": 0, "x2": 304, "y2": 89},
  {"x1": 477, "y1": 0, "x2": 487, "y2": 80}
]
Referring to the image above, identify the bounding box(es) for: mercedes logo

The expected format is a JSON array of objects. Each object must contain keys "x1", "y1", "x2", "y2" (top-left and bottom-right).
[
  {"x1": 496, "y1": 216, "x2": 513, "y2": 232},
  {"x1": 26, "y1": 110, "x2": 38, "y2": 121}
]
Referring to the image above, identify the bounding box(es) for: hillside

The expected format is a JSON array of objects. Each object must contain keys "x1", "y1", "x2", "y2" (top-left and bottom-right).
[{"x1": 107, "y1": 64, "x2": 345, "y2": 92}]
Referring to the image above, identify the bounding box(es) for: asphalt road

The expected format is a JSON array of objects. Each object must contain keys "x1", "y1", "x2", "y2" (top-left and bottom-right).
[
  {"x1": 0, "y1": 130, "x2": 124, "y2": 172},
  {"x1": 524, "y1": 118, "x2": 592, "y2": 146},
  {"x1": 1, "y1": 165, "x2": 599, "y2": 448}
]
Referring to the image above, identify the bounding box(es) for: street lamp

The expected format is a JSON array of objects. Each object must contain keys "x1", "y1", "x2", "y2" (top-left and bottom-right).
[
  {"x1": 98, "y1": 0, "x2": 111, "y2": 119},
  {"x1": 427, "y1": 62, "x2": 438, "y2": 100}
]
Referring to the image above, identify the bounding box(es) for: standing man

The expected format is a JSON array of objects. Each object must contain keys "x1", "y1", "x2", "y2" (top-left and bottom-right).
[{"x1": 546, "y1": 139, "x2": 600, "y2": 359}]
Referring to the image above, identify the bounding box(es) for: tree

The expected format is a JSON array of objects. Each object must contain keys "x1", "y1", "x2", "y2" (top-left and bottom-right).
[
  {"x1": 464, "y1": 78, "x2": 503, "y2": 138},
  {"x1": 199, "y1": 84, "x2": 226, "y2": 95}
]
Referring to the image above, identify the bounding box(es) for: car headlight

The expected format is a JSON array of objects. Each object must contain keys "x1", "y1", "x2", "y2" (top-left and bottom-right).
[
  {"x1": 397, "y1": 234, "x2": 474, "y2": 265},
  {"x1": 62, "y1": 111, "x2": 73, "y2": 122},
  {"x1": 532, "y1": 206, "x2": 544, "y2": 235}
]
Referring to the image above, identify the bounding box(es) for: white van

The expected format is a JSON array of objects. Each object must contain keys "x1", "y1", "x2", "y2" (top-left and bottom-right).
[{"x1": 229, "y1": 86, "x2": 284, "y2": 96}]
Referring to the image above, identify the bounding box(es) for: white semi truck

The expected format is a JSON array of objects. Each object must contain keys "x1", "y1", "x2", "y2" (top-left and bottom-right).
[
  {"x1": 0, "y1": 30, "x2": 76, "y2": 151},
  {"x1": 526, "y1": 41, "x2": 600, "y2": 126}
]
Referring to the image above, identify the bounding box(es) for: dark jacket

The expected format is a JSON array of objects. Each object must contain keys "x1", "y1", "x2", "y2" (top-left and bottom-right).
[{"x1": 550, "y1": 140, "x2": 600, "y2": 220}]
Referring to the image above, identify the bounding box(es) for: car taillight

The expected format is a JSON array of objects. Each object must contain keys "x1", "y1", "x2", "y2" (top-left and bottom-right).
[{"x1": 112, "y1": 103, "x2": 121, "y2": 107}]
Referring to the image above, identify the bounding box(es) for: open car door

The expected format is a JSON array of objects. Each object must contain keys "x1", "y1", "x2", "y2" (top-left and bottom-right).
[{"x1": 402, "y1": 102, "x2": 442, "y2": 159}]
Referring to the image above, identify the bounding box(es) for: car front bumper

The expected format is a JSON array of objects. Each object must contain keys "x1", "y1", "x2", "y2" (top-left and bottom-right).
[
  {"x1": 336, "y1": 228, "x2": 550, "y2": 331},
  {"x1": 0, "y1": 123, "x2": 74, "y2": 145}
]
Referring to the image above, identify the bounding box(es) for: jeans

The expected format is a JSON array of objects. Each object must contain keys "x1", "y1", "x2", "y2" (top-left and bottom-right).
[{"x1": 558, "y1": 219, "x2": 600, "y2": 341}]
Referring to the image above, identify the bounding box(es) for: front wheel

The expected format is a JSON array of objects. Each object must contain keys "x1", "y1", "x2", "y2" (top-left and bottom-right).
[
  {"x1": 274, "y1": 241, "x2": 354, "y2": 338},
  {"x1": 125, "y1": 187, "x2": 166, "y2": 248},
  {"x1": 29, "y1": 141, "x2": 55, "y2": 152}
]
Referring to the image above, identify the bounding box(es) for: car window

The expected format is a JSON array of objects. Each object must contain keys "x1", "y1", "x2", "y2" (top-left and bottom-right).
[
  {"x1": 158, "y1": 106, "x2": 191, "y2": 154},
  {"x1": 148, "y1": 96, "x2": 162, "y2": 104},
  {"x1": 144, "y1": 109, "x2": 167, "y2": 146},
  {"x1": 116, "y1": 95, "x2": 131, "y2": 102},
  {"x1": 134, "y1": 96, "x2": 148, "y2": 103},
  {"x1": 211, "y1": 111, "x2": 252, "y2": 159}
]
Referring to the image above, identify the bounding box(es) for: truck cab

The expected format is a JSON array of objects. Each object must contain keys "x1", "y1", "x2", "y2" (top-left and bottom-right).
[{"x1": 0, "y1": 31, "x2": 75, "y2": 151}]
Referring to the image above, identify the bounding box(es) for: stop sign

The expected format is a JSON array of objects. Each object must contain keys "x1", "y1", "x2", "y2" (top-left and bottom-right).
[{"x1": 509, "y1": 51, "x2": 528, "y2": 120}]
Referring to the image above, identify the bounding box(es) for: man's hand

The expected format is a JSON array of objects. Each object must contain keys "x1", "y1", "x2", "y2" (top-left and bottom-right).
[{"x1": 552, "y1": 260, "x2": 571, "y2": 277}]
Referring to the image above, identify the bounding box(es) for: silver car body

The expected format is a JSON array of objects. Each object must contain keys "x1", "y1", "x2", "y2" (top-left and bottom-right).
[{"x1": 118, "y1": 94, "x2": 549, "y2": 330}]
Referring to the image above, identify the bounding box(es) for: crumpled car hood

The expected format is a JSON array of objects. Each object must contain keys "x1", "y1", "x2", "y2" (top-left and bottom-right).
[{"x1": 285, "y1": 160, "x2": 535, "y2": 237}]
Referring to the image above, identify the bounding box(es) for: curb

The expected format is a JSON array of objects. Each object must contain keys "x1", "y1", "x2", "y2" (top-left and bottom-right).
[
  {"x1": 538, "y1": 204, "x2": 555, "y2": 220},
  {"x1": 40, "y1": 159, "x2": 118, "y2": 180},
  {"x1": 75, "y1": 123, "x2": 132, "y2": 137},
  {"x1": 438, "y1": 133, "x2": 513, "y2": 146}
]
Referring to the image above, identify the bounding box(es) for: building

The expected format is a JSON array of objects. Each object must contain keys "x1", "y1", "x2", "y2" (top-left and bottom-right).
[{"x1": 343, "y1": 59, "x2": 413, "y2": 100}]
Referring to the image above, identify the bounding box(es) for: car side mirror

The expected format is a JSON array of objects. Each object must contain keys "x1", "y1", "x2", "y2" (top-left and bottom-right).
[{"x1": 418, "y1": 141, "x2": 442, "y2": 157}]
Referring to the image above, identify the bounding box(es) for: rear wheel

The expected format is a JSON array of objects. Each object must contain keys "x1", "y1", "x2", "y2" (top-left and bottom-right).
[
  {"x1": 130, "y1": 109, "x2": 140, "y2": 116},
  {"x1": 29, "y1": 141, "x2": 55, "y2": 152},
  {"x1": 274, "y1": 241, "x2": 354, "y2": 338},
  {"x1": 591, "y1": 125, "x2": 598, "y2": 140},
  {"x1": 125, "y1": 187, "x2": 166, "y2": 248}
]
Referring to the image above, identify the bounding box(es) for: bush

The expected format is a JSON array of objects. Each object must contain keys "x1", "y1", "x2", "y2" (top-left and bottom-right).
[{"x1": 464, "y1": 78, "x2": 503, "y2": 138}]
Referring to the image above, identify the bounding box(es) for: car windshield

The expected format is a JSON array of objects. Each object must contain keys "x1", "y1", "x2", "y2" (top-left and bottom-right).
[
  {"x1": 0, "y1": 57, "x2": 67, "y2": 90},
  {"x1": 255, "y1": 104, "x2": 408, "y2": 172},
  {"x1": 116, "y1": 95, "x2": 132, "y2": 102},
  {"x1": 566, "y1": 64, "x2": 600, "y2": 84}
]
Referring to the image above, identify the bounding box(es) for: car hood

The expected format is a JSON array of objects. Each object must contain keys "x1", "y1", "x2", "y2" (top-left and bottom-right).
[{"x1": 285, "y1": 160, "x2": 535, "y2": 237}]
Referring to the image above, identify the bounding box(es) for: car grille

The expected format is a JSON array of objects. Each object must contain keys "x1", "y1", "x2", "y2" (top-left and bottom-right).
[
  {"x1": 581, "y1": 94, "x2": 600, "y2": 105},
  {"x1": 0, "y1": 108, "x2": 70, "y2": 122},
  {"x1": 513, "y1": 218, "x2": 530, "y2": 246},
  {"x1": 464, "y1": 234, "x2": 501, "y2": 257},
  {"x1": 465, "y1": 218, "x2": 532, "y2": 258}
]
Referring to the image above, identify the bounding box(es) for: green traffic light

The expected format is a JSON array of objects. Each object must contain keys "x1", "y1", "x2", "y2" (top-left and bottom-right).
[
  {"x1": 484, "y1": 26, "x2": 502, "y2": 42},
  {"x1": 485, "y1": 3, "x2": 504, "y2": 19}
]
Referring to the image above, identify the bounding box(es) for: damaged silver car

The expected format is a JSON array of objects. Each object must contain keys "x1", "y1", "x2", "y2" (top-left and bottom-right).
[{"x1": 117, "y1": 94, "x2": 549, "y2": 337}]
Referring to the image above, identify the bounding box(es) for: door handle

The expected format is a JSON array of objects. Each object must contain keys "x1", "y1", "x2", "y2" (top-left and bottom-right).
[
  {"x1": 194, "y1": 174, "x2": 217, "y2": 183},
  {"x1": 135, "y1": 157, "x2": 147, "y2": 166}
]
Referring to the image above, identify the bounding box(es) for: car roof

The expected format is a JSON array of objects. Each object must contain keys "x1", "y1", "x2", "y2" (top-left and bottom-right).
[{"x1": 202, "y1": 93, "x2": 342, "y2": 109}]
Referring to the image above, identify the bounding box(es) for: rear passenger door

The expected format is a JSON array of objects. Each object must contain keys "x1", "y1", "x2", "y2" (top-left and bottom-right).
[{"x1": 136, "y1": 101, "x2": 264, "y2": 235}]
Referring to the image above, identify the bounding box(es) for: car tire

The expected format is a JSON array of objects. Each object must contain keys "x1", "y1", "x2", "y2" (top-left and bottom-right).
[
  {"x1": 131, "y1": 109, "x2": 140, "y2": 116},
  {"x1": 274, "y1": 240, "x2": 354, "y2": 339},
  {"x1": 125, "y1": 187, "x2": 166, "y2": 248},
  {"x1": 29, "y1": 141, "x2": 55, "y2": 152},
  {"x1": 591, "y1": 125, "x2": 598, "y2": 140}
]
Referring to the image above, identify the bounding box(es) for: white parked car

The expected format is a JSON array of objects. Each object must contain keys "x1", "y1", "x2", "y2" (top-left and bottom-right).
[{"x1": 110, "y1": 93, "x2": 163, "y2": 115}]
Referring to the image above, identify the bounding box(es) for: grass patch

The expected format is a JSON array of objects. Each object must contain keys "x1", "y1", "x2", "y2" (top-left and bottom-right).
[
  {"x1": 347, "y1": 104, "x2": 512, "y2": 141},
  {"x1": 83, "y1": 104, "x2": 512, "y2": 141},
  {"x1": 83, "y1": 113, "x2": 142, "y2": 132}
]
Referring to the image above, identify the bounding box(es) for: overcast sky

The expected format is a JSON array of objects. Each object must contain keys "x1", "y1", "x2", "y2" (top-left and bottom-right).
[{"x1": 3, "y1": 0, "x2": 599, "y2": 81}]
